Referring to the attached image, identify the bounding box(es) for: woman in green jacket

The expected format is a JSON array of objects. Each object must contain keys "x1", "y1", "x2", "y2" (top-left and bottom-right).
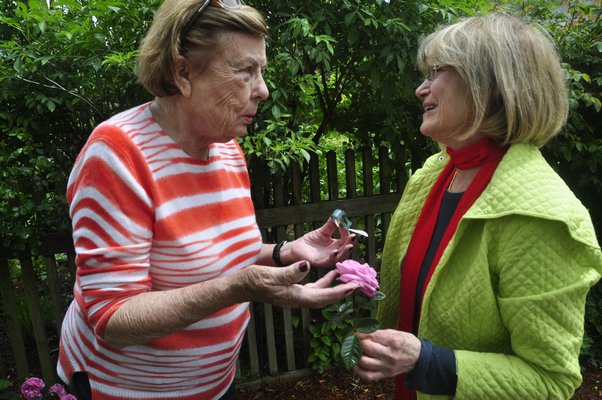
[{"x1": 353, "y1": 13, "x2": 602, "y2": 400}]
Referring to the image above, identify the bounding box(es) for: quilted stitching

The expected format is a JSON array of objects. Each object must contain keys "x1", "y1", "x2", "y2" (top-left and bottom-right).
[{"x1": 377, "y1": 143, "x2": 602, "y2": 399}]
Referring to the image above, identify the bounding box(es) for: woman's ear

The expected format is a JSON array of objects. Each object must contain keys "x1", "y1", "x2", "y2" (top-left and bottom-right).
[{"x1": 173, "y1": 55, "x2": 192, "y2": 97}]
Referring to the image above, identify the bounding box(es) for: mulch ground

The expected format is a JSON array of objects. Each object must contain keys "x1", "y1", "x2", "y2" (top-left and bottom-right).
[{"x1": 238, "y1": 366, "x2": 602, "y2": 400}]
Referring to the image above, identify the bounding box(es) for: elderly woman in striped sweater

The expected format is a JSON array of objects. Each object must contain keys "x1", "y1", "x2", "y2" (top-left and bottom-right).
[{"x1": 57, "y1": 1, "x2": 358, "y2": 399}]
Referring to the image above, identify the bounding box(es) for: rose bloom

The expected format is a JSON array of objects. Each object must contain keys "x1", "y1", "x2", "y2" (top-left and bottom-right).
[
  {"x1": 49, "y1": 383, "x2": 68, "y2": 397},
  {"x1": 335, "y1": 259, "x2": 379, "y2": 298},
  {"x1": 20, "y1": 377, "x2": 45, "y2": 400}
]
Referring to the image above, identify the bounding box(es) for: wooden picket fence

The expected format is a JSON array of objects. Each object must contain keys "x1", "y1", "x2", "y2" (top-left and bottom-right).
[{"x1": 0, "y1": 146, "x2": 408, "y2": 388}]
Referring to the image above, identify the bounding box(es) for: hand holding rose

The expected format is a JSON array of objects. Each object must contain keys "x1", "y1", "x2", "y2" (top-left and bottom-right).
[{"x1": 332, "y1": 259, "x2": 385, "y2": 369}]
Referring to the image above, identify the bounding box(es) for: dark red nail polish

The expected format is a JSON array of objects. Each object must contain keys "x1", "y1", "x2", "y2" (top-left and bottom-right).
[{"x1": 299, "y1": 262, "x2": 309, "y2": 273}]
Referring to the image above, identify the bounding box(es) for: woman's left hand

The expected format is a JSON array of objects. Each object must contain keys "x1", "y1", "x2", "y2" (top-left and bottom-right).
[
  {"x1": 285, "y1": 217, "x2": 355, "y2": 267},
  {"x1": 353, "y1": 329, "x2": 422, "y2": 381}
]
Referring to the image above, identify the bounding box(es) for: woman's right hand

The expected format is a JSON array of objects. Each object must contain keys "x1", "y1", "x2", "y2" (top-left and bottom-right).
[
  {"x1": 353, "y1": 329, "x2": 422, "y2": 381},
  {"x1": 236, "y1": 261, "x2": 358, "y2": 309}
]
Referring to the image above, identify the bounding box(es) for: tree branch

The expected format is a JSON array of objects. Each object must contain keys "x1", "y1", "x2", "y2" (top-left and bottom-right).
[{"x1": 15, "y1": 75, "x2": 103, "y2": 117}]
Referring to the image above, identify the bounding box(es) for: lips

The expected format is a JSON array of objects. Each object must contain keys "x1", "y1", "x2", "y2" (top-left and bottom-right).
[{"x1": 423, "y1": 103, "x2": 436, "y2": 112}]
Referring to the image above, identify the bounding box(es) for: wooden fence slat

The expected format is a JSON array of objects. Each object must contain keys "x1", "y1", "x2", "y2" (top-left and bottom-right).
[
  {"x1": 20, "y1": 257, "x2": 56, "y2": 384},
  {"x1": 67, "y1": 254, "x2": 76, "y2": 279},
  {"x1": 362, "y1": 148, "x2": 377, "y2": 266},
  {"x1": 282, "y1": 309, "x2": 295, "y2": 371},
  {"x1": 326, "y1": 151, "x2": 338, "y2": 201},
  {"x1": 379, "y1": 146, "x2": 393, "y2": 238},
  {"x1": 273, "y1": 175, "x2": 296, "y2": 372},
  {"x1": 246, "y1": 303, "x2": 260, "y2": 377},
  {"x1": 394, "y1": 148, "x2": 408, "y2": 192},
  {"x1": 344, "y1": 149, "x2": 361, "y2": 260},
  {"x1": 309, "y1": 153, "x2": 321, "y2": 204},
  {"x1": 362, "y1": 148, "x2": 374, "y2": 196},
  {"x1": 263, "y1": 303, "x2": 278, "y2": 375},
  {"x1": 0, "y1": 347, "x2": 6, "y2": 380},
  {"x1": 291, "y1": 161, "x2": 311, "y2": 365},
  {"x1": 0, "y1": 259, "x2": 29, "y2": 379},
  {"x1": 44, "y1": 255, "x2": 65, "y2": 335}
]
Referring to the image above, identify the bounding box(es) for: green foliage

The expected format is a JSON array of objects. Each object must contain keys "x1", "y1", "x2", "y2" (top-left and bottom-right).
[
  {"x1": 308, "y1": 290, "x2": 384, "y2": 372},
  {"x1": 0, "y1": 0, "x2": 157, "y2": 252},
  {"x1": 307, "y1": 300, "x2": 350, "y2": 373},
  {"x1": 340, "y1": 334, "x2": 361, "y2": 370},
  {"x1": 248, "y1": 0, "x2": 455, "y2": 168}
]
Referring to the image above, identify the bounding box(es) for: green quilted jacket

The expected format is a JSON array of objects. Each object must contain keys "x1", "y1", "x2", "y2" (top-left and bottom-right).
[{"x1": 377, "y1": 143, "x2": 602, "y2": 399}]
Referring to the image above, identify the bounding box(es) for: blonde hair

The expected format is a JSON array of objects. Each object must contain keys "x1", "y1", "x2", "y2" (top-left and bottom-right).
[
  {"x1": 417, "y1": 13, "x2": 568, "y2": 147},
  {"x1": 137, "y1": 0, "x2": 267, "y2": 97}
]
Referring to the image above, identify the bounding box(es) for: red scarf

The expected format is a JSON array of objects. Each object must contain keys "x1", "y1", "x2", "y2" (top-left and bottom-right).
[{"x1": 395, "y1": 138, "x2": 508, "y2": 400}]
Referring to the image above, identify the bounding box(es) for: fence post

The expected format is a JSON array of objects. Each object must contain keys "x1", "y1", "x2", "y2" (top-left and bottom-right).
[
  {"x1": 273, "y1": 171, "x2": 296, "y2": 372},
  {"x1": 379, "y1": 146, "x2": 393, "y2": 237},
  {"x1": 361, "y1": 148, "x2": 377, "y2": 266},
  {"x1": 20, "y1": 256, "x2": 56, "y2": 383},
  {"x1": 291, "y1": 160, "x2": 311, "y2": 366},
  {"x1": 44, "y1": 255, "x2": 65, "y2": 335},
  {"x1": 0, "y1": 259, "x2": 29, "y2": 379}
]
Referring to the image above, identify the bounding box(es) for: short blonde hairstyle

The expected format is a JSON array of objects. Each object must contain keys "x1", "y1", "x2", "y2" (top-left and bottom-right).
[
  {"x1": 417, "y1": 13, "x2": 568, "y2": 147},
  {"x1": 137, "y1": 0, "x2": 267, "y2": 97}
]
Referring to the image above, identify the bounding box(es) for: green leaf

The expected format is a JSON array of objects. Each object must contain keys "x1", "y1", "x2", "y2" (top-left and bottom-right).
[
  {"x1": 46, "y1": 99, "x2": 56, "y2": 113},
  {"x1": 341, "y1": 335, "x2": 361, "y2": 370},
  {"x1": 355, "y1": 318, "x2": 380, "y2": 334},
  {"x1": 373, "y1": 291, "x2": 386, "y2": 301},
  {"x1": 271, "y1": 105, "x2": 281, "y2": 119}
]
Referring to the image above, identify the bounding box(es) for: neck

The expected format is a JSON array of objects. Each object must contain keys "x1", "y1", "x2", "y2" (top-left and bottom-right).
[{"x1": 150, "y1": 98, "x2": 210, "y2": 160}]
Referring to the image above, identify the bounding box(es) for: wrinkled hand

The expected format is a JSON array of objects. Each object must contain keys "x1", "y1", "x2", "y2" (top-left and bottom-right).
[
  {"x1": 239, "y1": 262, "x2": 358, "y2": 309},
  {"x1": 288, "y1": 218, "x2": 355, "y2": 267},
  {"x1": 353, "y1": 329, "x2": 421, "y2": 381}
]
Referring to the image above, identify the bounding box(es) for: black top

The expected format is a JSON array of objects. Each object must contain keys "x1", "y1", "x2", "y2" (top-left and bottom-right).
[{"x1": 413, "y1": 190, "x2": 463, "y2": 328}]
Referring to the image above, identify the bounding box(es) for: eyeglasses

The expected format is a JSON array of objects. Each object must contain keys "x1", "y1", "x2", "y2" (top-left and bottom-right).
[
  {"x1": 424, "y1": 64, "x2": 447, "y2": 81},
  {"x1": 180, "y1": 0, "x2": 243, "y2": 44}
]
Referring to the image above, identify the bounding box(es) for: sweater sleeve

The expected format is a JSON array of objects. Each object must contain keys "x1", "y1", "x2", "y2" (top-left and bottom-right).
[
  {"x1": 406, "y1": 339, "x2": 457, "y2": 395},
  {"x1": 454, "y1": 217, "x2": 602, "y2": 400},
  {"x1": 67, "y1": 124, "x2": 154, "y2": 339}
]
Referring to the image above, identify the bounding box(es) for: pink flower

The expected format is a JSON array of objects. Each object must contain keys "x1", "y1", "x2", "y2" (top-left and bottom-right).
[
  {"x1": 335, "y1": 259, "x2": 379, "y2": 298},
  {"x1": 61, "y1": 395, "x2": 78, "y2": 400},
  {"x1": 49, "y1": 383, "x2": 68, "y2": 397},
  {"x1": 20, "y1": 377, "x2": 45, "y2": 400}
]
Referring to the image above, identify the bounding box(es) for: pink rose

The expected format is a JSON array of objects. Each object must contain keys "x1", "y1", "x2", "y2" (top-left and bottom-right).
[
  {"x1": 49, "y1": 383, "x2": 68, "y2": 397},
  {"x1": 335, "y1": 259, "x2": 379, "y2": 298},
  {"x1": 20, "y1": 377, "x2": 45, "y2": 400}
]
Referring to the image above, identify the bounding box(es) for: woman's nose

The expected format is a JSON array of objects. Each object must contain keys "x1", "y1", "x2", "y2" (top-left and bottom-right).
[
  {"x1": 254, "y1": 75, "x2": 269, "y2": 101},
  {"x1": 415, "y1": 80, "x2": 429, "y2": 98}
]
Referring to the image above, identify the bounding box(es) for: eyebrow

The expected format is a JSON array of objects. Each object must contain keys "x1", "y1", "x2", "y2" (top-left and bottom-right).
[{"x1": 236, "y1": 56, "x2": 267, "y2": 69}]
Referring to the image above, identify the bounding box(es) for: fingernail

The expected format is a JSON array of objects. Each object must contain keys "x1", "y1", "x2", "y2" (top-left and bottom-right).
[{"x1": 299, "y1": 262, "x2": 309, "y2": 273}]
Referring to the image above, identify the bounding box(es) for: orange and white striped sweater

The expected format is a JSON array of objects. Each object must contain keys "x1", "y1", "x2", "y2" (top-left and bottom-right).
[{"x1": 57, "y1": 103, "x2": 262, "y2": 399}]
